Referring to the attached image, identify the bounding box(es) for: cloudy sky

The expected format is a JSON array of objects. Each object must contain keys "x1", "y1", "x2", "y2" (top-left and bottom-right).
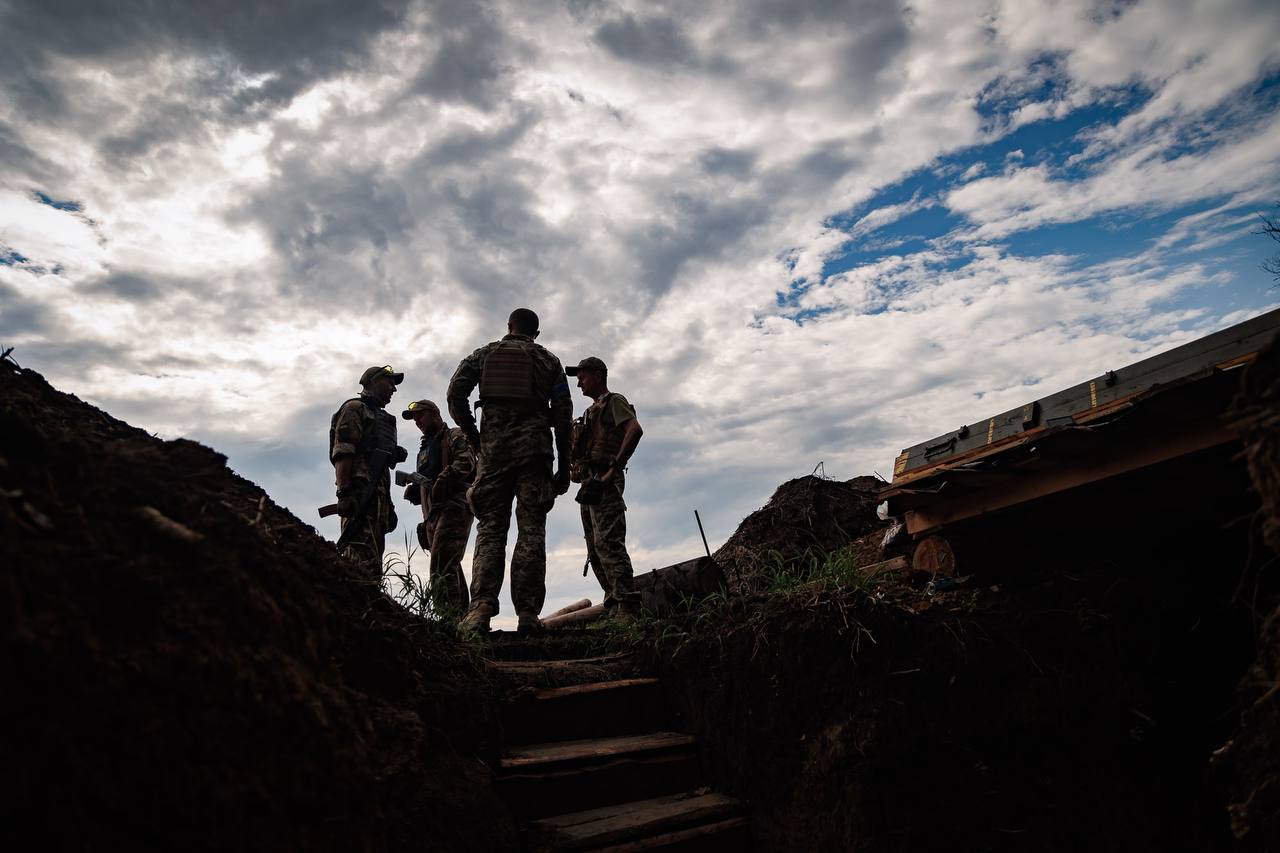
[{"x1": 3, "y1": 0, "x2": 1280, "y2": 623}]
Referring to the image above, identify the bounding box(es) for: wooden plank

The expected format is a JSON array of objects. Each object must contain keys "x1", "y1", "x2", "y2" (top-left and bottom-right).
[
  {"x1": 904, "y1": 419, "x2": 1235, "y2": 535},
  {"x1": 545, "y1": 598, "x2": 593, "y2": 619},
  {"x1": 593, "y1": 816, "x2": 749, "y2": 852},
  {"x1": 500, "y1": 732, "x2": 696, "y2": 770},
  {"x1": 542, "y1": 603, "x2": 607, "y2": 629},
  {"x1": 860, "y1": 556, "x2": 908, "y2": 578},
  {"x1": 530, "y1": 678, "x2": 660, "y2": 702},
  {"x1": 531, "y1": 791, "x2": 739, "y2": 849}
]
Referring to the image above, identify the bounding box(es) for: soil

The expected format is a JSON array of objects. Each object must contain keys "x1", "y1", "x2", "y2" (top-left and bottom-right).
[
  {"x1": 0, "y1": 362, "x2": 516, "y2": 852},
  {"x1": 713, "y1": 474, "x2": 888, "y2": 590},
  {"x1": 644, "y1": 439, "x2": 1276, "y2": 850},
  {"x1": 1215, "y1": 338, "x2": 1280, "y2": 848}
]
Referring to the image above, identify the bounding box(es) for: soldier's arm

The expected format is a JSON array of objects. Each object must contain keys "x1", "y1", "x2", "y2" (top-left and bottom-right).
[
  {"x1": 599, "y1": 416, "x2": 642, "y2": 484},
  {"x1": 446, "y1": 349, "x2": 485, "y2": 441},
  {"x1": 331, "y1": 401, "x2": 365, "y2": 492},
  {"x1": 549, "y1": 364, "x2": 573, "y2": 467},
  {"x1": 447, "y1": 429, "x2": 475, "y2": 480}
]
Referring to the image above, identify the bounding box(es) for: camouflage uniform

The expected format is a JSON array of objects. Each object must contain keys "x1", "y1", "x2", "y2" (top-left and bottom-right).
[
  {"x1": 578, "y1": 393, "x2": 640, "y2": 610},
  {"x1": 329, "y1": 395, "x2": 397, "y2": 581},
  {"x1": 447, "y1": 334, "x2": 572, "y2": 618},
  {"x1": 416, "y1": 426, "x2": 475, "y2": 611}
]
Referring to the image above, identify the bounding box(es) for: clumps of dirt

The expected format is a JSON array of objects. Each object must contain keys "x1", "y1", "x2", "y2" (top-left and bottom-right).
[
  {"x1": 1218, "y1": 337, "x2": 1280, "y2": 848},
  {"x1": 0, "y1": 363, "x2": 516, "y2": 852},
  {"x1": 713, "y1": 474, "x2": 889, "y2": 590}
]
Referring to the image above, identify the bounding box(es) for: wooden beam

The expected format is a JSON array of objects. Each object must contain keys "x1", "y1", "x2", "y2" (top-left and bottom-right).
[{"x1": 904, "y1": 419, "x2": 1236, "y2": 535}]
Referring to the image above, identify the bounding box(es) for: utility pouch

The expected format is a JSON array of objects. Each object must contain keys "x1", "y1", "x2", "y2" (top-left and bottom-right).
[{"x1": 575, "y1": 478, "x2": 604, "y2": 506}]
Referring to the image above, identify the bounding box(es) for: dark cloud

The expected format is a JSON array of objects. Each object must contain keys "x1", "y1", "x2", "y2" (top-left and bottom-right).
[
  {"x1": 408, "y1": 1, "x2": 520, "y2": 108},
  {"x1": 0, "y1": 281, "x2": 54, "y2": 337},
  {"x1": 229, "y1": 157, "x2": 412, "y2": 292},
  {"x1": 620, "y1": 193, "x2": 770, "y2": 293},
  {"x1": 1, "y1": 0, "x2": 414, "y2": 116},
  {"x1": 594, "y1": 13, "x2": 698, "y2": 66},
  {"x1": 700, "y1": 147, "x2": 757, "y2": 177}
]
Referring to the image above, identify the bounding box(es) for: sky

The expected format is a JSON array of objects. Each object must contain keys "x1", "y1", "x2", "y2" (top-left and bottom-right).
[{"x1": 3, "y1": 0, "x2": 1280, "y2": 626}]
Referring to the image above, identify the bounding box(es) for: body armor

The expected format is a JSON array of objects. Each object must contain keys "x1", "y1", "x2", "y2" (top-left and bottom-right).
[
  {"x1": 329, "y1": 396, "x2": 398, "y2": 471},
  {"x1": 479, "y1": 340, "x2": 535, "y2": 403},
  {"x1": 571, "y1": 393, "x2": 625, "y2": 474}
]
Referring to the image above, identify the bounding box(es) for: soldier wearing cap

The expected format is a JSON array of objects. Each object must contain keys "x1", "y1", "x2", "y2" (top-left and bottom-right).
[
  {"x1": 329, "y1": 365, "x2": 408, "y2": 581},
  {"x1": 401, "y1": 399, "x2": 475, "y2": 612},
  {"x1": 567, "y1": 356, "x2": 644, "y2": 615},
  {"x1": 447, "y1": 308, "x2": 573, "y2": 635}
]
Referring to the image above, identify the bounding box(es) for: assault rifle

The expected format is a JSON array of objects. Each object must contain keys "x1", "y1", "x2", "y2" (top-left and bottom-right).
[{"x1": 318, "y1": 448, "x2": 391, "y2": 550}]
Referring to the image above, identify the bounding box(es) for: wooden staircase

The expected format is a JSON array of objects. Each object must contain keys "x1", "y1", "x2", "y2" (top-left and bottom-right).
[{"x1": 486, "y1": 642, "x2": 748, "y2": 851}]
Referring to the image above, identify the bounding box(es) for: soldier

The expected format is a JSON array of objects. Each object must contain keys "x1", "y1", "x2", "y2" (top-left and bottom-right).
[
  {"x1": 329, "y1": 365, "x2": 408, "y2": 582},
  {"x1": 566, "y1": 357, "x2": 644, "y2": 615},
  {"x1": 447, "y1": 308, "x2": 573, "y2": 635},
  {"x1": 401, "y1": 399, "x2": 475, "y2": 612}
]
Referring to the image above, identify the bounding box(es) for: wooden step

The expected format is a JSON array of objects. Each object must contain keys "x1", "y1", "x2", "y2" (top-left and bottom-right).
[
  {"x1": 528, "y1": 791, "x2": 742, "y2": 852},
  {"x1": 595, "y1": 816, "x2": 749, "y2": 852},
  {"x1": 499, "y1": 751, "x2": 700, "y2": 820},
  {"x1": 485, "y1": 654, "x2": 638, "y2": 689},
  {"x1": 504, "y1": 678, "x2": 665, "y2": 745},
  {"x1": 501, "y1": 732, "x2": 696, "y2": 772}
]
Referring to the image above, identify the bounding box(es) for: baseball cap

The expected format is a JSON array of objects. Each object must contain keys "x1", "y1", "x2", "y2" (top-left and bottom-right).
[
  {"x1": 565, "y1": 356, "x2": 607, "y2": 376},
  {"x1": 401, "y1": 399, "x2": 440, "y2": 419},
  {"x1": 359, "y1": 364, "x2": 405, "y2": 386}
]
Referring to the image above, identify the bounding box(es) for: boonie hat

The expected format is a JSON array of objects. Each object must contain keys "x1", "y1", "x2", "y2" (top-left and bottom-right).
[
  {"x1": 565, "y1": 356, "x2": 607, "y2": 376},
  {"x1": 401, "y1": 399, "x2": 440, "y2": 420},
  {"x1": 359, "y1": 364, "x2": 405, "y2": 386}
]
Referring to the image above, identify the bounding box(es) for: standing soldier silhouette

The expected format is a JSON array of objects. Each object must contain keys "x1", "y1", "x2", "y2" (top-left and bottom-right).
[
  {"x1": 567, "y1": 356, "x2": 644, "y2": 615},
  {"x1": 401, "y1": 399, "x2": 475, "y2": 612},
  {"x1": 328, "y1": 365, "x2": 408, "y2": 582},
  {"x1": 447, "y1": 308, "x2": 572, "y2": 635}
]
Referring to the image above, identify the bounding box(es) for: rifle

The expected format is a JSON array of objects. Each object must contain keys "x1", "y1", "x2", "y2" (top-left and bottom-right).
[
  {"x1": 395, "y1": 470, "x2": 429, "y2": 489},
  {"x1": 318, "y1": 448, "x2": 391, "y2": 550}
]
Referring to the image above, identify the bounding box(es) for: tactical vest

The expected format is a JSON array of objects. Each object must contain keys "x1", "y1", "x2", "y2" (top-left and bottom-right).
[
  {"x1": 329, "y1": 396, "x2": 397, "y2": 469},
  {"x1": 586, "y1": 393, "x2": 626, "y2": 465},
  {"x1": 478, "y1": 339, "x2": 536, "y2": 403}
]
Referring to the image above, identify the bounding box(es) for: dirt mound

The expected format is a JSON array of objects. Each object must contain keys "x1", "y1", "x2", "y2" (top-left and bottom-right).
[
  {"x1": 0, "y1": 362, "x2": 515, "y2": 852},
  {"x1": 1219, "y1": 338, "x2": 1280, "y2": 848},
  {"x1": 713, "y1": 474, "x2": 888, "y2": 588}
]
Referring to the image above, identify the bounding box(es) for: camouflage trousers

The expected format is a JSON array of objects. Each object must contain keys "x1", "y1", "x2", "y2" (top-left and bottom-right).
[
  {"x1": 340, "y1": 488, "x2": 390, "y2": 584},
  {"x1": 581, "y1": 470, "x2": 638, "y2": 610},
  {"x1": 467, "y1": 456, "x2": 554, "y2": 617},
  {"x1": 427, "y1": 504, "x2": 473, "y2": 613}
]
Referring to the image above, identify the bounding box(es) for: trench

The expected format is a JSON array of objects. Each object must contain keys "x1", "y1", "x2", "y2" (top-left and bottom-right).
[{"x1": 638, "y1": 444, "x2": 1272, "y2": 851}]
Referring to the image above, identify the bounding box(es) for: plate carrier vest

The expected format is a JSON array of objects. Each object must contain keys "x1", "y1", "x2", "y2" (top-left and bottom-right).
[
  {"x1": 478, "y1": 339, "x2": 536, "y2": 405},
  {"x1": 329, "y1": 396, "x2": 398, "y2": 473}
]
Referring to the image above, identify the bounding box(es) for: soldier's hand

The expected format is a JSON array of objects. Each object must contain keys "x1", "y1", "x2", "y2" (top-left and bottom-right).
[
  {"x1": 416, "y1": 521, "x2": 431, "y2": 552},
  {"x1": 393, "y1": 446, "x2": 409, "y2": 464},
  {"x1": 403, "y1": 483, "x2": 422, "y2": 505},
  {"x1": 332, "y1": 498, "x2": 357, "y2": 518},
  {"x1": 553, "y1": 467, "x2": 571, "y2": 495}
]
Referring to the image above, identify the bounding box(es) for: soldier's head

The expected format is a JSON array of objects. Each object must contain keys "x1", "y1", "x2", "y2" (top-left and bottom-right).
[
  {"x1": 507, "y1": 307, "x2": 540, "y2": 339},
  {"x1": 359, "y1": 364, "x2": 404, "y2": 407},
  {"x1": 566, "y1": 356, "x2": 607, "y2": 398},
  {"x1": 401, "y1": 399, "x2": 443, "y2": 435}
]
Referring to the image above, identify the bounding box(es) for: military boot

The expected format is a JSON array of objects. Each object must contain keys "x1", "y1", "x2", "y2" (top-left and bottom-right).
[
  {"x1": 516, "y1": 612, "x2": 544, "y2": 637},
  {"x1": 460, "y1": 602, "x2": 494, "y2": 635}
]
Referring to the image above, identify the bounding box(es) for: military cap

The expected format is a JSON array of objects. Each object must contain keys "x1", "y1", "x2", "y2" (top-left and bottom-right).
[
  {"x1": 401, "y1": 399, "x2": 440, "y2": 419},
  {"x1": 359, "y1": 364, "x2": 405, "y2": 386},
  {"x1": 565, "y1": 356, "x2": 607, "y2": 376}
]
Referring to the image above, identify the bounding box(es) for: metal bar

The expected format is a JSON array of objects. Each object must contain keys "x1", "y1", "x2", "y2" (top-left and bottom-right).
[{"x1": 694, "y1": 509, "x2": 711, "y2": 559}]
